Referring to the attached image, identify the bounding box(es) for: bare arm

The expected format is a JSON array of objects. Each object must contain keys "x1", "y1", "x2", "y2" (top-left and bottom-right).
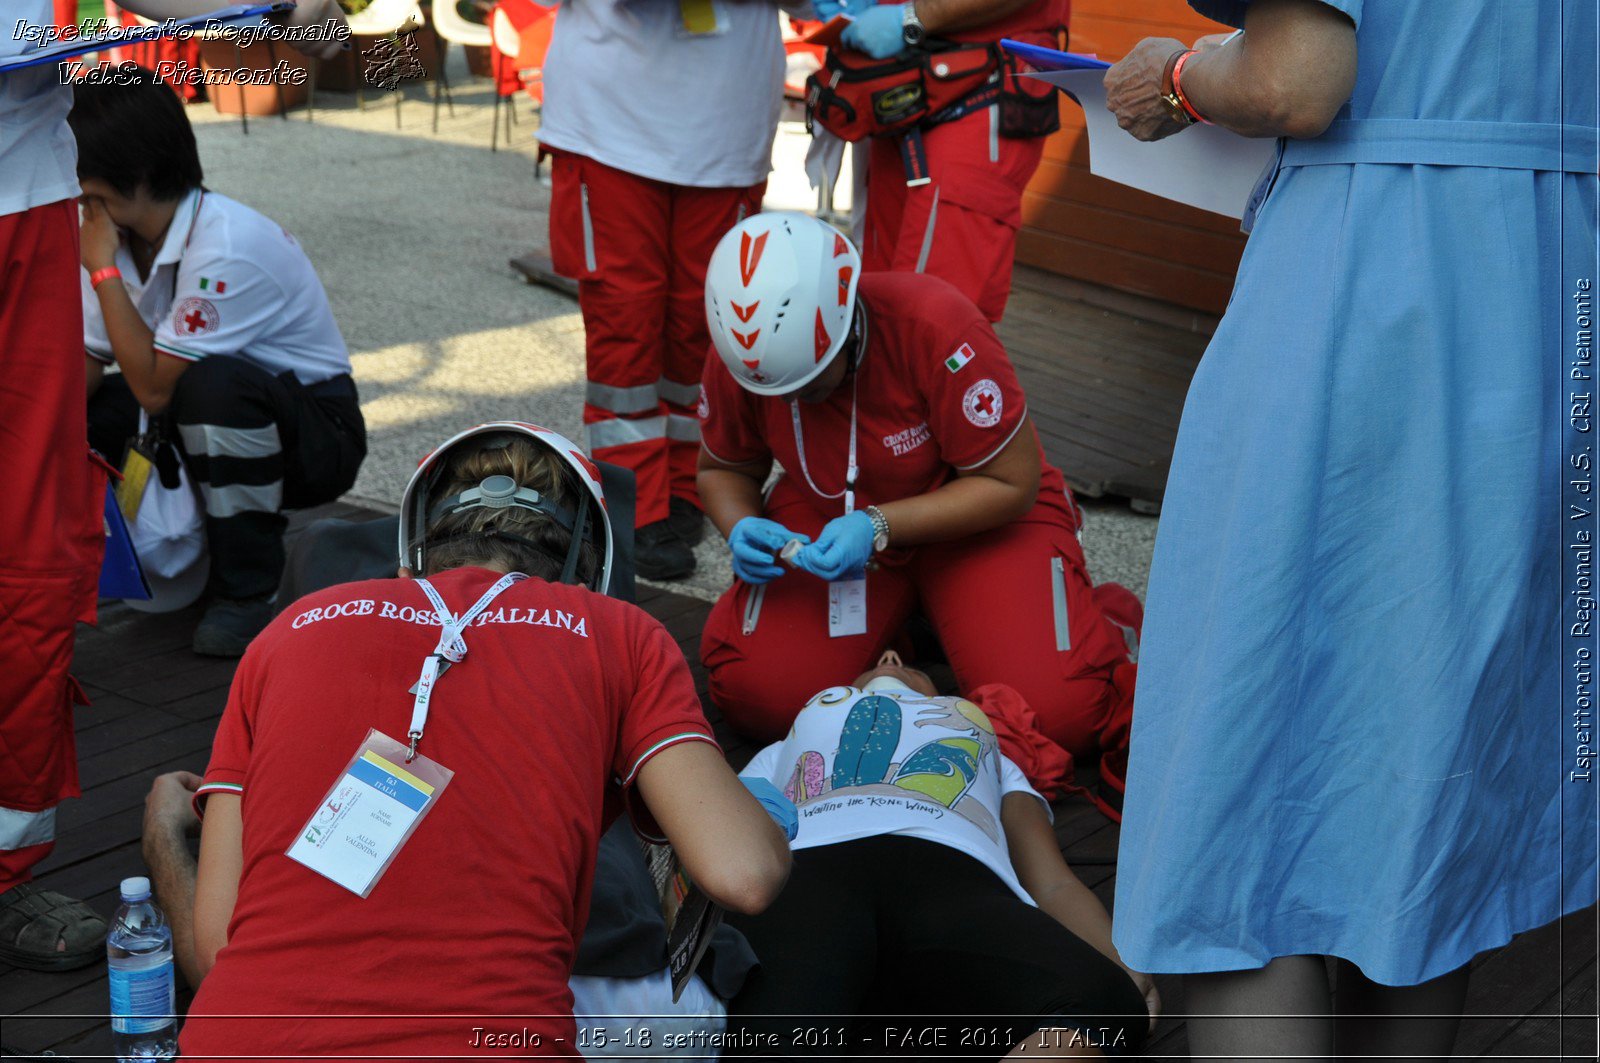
[
  {"x1": 634, "y1": 742, "x2": 791, "y2": 916},
  {"x1": 875, "y1": 416, "x2": 1040, "y2": 548},
  {"x1": 1002, "y1": 793, "x2": 1159, "y2": 1026},
  {"x1": 140, "y1": 771, "x2": 206, "y2": 990},
  {"x1": 193, "y1": 793, "x2": 244, "y2": 979},
  {"x1": 80, "y1": 199, "x2": 189, "y2": 415},
  {"x1": 697, "y1": 449, "x2": 775, "y2": 541},
  {"x1": 1104, "y1": 0, "x2": 1356, "y2": 142},
  {"x1": 912, "y1": 0, "x2": 1035, "y2": 35}
]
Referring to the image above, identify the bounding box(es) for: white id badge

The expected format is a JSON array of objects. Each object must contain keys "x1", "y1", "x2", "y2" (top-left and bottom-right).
[
  {"x1": 827, "y1": 578, "x2": 868, "y2": 638},
  {"x1": 286, "y1": 729, "x2": 452, "y2": 898}
]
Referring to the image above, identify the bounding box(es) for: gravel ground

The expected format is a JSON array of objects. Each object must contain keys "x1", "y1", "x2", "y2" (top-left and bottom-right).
[{"x1": 188, "y1": 57, "x2": 1159, "y2": 603}]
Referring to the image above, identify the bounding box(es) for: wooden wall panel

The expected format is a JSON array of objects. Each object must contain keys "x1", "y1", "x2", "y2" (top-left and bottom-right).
[{"x1": 1017, "y1": 0, "x2": 1247, "y2": 315}]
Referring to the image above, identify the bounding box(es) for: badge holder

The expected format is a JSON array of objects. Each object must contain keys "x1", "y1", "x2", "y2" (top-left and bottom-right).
[
  {"x1": 677, "y1": 0, "x2": 728, "y2": 37},
  {"x1": 286, "y1": 728, "x2": 453, "y2": 898},
  {"x1": 828, "y1": 577, "x2": 868, "y2": 638}
]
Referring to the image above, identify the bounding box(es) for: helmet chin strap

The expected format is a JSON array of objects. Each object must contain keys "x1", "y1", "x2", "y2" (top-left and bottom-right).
[{"x1": 559, "y1": 496, "x2": 590, "y2": 585}]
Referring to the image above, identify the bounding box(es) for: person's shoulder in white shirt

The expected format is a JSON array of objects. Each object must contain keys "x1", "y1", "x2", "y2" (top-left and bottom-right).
[{"x1": 153, "y1": 192, "x2": 352, "y2": 385}]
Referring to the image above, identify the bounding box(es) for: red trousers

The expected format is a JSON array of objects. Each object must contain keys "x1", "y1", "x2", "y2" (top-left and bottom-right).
[
  {"x1": 547, "y1": 150, "x2": 764, "y2": 526},
  {"x1": 863, "y1": 112, "x2": 1047, "y2": 323},
  {"x1": 702, "y1": 484, "x2": 1135, "y2": 757},
  {"x1": 0, "y1": 201, "x2": 104, "y2": 891}
]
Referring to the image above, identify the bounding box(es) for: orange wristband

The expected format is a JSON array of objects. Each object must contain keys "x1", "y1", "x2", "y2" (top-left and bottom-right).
[
  {"x1": 90, "y1": 266, "x2": 123, "y2": 290},
  {"x1": 1171, "y1": 49, "x2": 1210, "y2": 125}
]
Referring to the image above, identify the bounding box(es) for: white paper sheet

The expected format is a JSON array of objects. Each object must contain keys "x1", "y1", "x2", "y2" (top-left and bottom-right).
[{"x1": 1030, "y1": 68, "x2": 1277, "y2": 221}]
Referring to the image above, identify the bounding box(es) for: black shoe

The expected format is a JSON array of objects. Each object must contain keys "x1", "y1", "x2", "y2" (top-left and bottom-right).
[
  {"x1": 193, "y1": 597, "x2": 274, "y2": 657},
  {"x1": 634, "y1": 519, "x2": 695, "y2": 581},
  {"x1": 0, "y1": 883, "x2": 107, "y2": 972},
  {"x1": 667, "y1": 496, "x2": 706, "y2": 546}
]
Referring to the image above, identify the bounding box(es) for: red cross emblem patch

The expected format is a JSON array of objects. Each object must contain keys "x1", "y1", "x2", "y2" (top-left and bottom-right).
[
  {"x1": 962, "y1": 378, "x2": 1003, "y2": 428},
  {"x1": 173, "y1": 296, "x2": 220, "y2": 337}
]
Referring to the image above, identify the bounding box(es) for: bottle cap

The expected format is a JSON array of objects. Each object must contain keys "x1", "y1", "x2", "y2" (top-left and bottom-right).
[{"x1": 120, "y1": 876, "x2": 152, "y2": 901}]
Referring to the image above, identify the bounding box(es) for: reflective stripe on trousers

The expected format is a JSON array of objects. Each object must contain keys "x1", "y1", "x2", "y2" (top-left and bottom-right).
[
  {"x1": 588, "y1": 415, "x2": 667, "y2": 452},
  {"x1": 0, "y1": 805, "x2": 56, "y2": 850},
  {"x1": 587, "y1": 378, "x2": 703, "y2": 416},
  {"x1": 180, "y1": 421, "x2": 285, "y2": 518}
]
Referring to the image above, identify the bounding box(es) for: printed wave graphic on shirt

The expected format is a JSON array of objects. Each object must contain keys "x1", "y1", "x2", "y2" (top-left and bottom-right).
[{"x1": 781, "y1": 690, "x2": 1004, "y2": 841}]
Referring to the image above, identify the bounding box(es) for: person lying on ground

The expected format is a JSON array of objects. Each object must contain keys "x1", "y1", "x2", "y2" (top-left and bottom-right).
[{"x1": 723, "y1": 650, "x2": 1158, "y2": 1060}]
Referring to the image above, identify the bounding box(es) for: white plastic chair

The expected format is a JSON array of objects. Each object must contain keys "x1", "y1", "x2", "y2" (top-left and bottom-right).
[
  {"x1": 343, "y1": 0, "x2": 426, "y2": 127},
  {"x1": 430, "y1": 0, "x2": 490, "y2": 133}
]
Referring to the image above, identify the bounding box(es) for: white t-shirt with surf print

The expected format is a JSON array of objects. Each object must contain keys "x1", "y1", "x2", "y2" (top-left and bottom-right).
[{"x1": 741, "y1": 679, "x2": 1050, "y2": 903}]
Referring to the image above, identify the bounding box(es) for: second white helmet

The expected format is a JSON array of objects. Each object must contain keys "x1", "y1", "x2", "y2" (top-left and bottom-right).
[{"x1": 704, "y1": 212, "x2": 862, "y2": 397}]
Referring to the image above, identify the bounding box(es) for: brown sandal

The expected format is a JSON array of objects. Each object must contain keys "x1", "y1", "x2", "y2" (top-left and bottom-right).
[{"x1": 0, "y1": 883, "x2": 108, "y2": 972}]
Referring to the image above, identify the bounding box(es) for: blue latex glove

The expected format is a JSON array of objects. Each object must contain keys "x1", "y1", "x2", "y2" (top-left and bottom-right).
[
  {"x1": 795, "y1": 510, "x2": 875, "y2": 581},
  {"x1": 840, "y1": 2, "x2": 909, "y2": 59},
  {"x1": 728, "y1": 516, "x2": 809, "y2": 585},
  {"x1": 741, "y1": 776, "x2": 800, "y2": 841}
]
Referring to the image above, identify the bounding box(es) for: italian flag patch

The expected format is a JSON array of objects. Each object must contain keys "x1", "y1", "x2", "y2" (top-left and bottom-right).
[
  {"x1": 945, "y1": 343, "x2": 975, "y2": 373},
  {"x1": 199, "y1": 277, "x2": 227, "y2": 294}
]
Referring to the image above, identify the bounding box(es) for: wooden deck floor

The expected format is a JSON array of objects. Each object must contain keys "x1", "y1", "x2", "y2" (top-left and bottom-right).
[
  {"x1": 997, "y1": 269, "x2": 1213, "y2": 515},
  {"x1": 2, "y1": 502, "x2": 1595, "y2": 1060}
]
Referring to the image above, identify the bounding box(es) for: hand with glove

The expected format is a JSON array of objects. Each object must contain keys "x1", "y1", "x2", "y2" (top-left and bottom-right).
[
  {"x1": 740, "y1": 777, "x2": 800, "y2": 841},
  {"x1": 728, "y1": 517, "x2": 810, "y2": 585},
  {"x1": 840, "y1": 2, "x2": 910, "y2": 59},
  {"x1": 795, "y1": 510, "x2": 876, "y2": 581}
]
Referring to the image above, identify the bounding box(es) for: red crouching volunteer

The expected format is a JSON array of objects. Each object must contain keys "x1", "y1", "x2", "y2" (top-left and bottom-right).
[
  {"x1": 538, "y1": 0, "x2": 803, "y2": 579},
  {"x1": 178, "y1": 423, "x2": 792, "y2": 1060},
  {"x1": 0, "y1": 0, "x2": 346, "y2": 972},
  {"x1": 697, "y1": 212, "x2": 1142, "y2": 789},
  {"x1": 822, "y1": 0, "x2": 1068, "y2": 323}
]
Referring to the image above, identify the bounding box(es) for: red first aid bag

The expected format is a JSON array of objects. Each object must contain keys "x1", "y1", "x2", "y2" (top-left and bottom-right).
[{"x1": 805, "y1": 41, "x2": 1000, "y2": 142}]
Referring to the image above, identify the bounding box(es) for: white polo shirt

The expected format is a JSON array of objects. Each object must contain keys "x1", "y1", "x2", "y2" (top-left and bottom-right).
[
  {"x1": 1, "y1": 0, "x2": 79, "y2": 216},
  {"x1": 84, "y1": 189, "x2": 352, "y2": 385},
  {"x1": 537, "y1": 0, "x2": 786, "y2": 188}
]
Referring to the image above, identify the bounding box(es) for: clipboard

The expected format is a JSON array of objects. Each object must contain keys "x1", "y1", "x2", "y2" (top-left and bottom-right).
[
  {"x1": 98, "y1": 483, "x2": 152, "y2": 602},
  {"x1": 999, "y1": 39, "x2": 1109, "y2": 71}
]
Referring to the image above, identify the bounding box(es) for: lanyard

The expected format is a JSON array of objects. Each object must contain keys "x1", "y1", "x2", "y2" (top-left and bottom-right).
[
  {"x1": 406, "y1": 571, "x2": 524, "y2": 760},
  {"x1": 789, "y1": 368, "x2": 861, "y2": 516},
  {"x1": 789, "y1": 308, "x2": 870, "y2": 516}
]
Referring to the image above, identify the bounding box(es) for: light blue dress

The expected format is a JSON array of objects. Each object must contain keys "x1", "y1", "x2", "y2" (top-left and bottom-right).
[{"x1": 1113, "y1": 0, "x2": 1599, "y2": 986}]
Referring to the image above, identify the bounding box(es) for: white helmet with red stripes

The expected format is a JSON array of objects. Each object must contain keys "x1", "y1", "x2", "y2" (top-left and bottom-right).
[
  {"x1": 704, "y1": 211, "x2": 862, "y2": 397},
  {"x1": 398, "y1": 421, "x2": 613, "y2": 593}
]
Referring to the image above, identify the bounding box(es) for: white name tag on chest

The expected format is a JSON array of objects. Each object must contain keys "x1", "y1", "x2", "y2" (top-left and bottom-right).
[
  {"x1": 286, "y1": 729, "x2": 452, "y2": 897},
  {"x1": 828, "y1": 578, "x2": 868, "y2": 638}
]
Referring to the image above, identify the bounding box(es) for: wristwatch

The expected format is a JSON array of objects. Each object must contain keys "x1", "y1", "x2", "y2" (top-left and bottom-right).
[
  {"x1": 901, "y1": 2, "x2": 926, "y2": 48},
  {"x1": 864, "y1": 505, "x2": 891, "y2": 553},
  {"x1": 1159, "y1": 48, "x2": 1197, "y2": 127}
]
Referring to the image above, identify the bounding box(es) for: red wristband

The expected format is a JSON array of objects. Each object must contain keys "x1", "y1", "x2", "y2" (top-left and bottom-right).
[
  {"x1": 90, "y1": 266, "x2": 123, "y2": 290},
  {"x1": 1171, "y1": 49, "x2": 1211, "y2": 125}
]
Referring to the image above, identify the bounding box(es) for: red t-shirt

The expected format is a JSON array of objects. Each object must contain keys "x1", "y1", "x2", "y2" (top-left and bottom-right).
[
  {"x1": 180, "y1": 567, "x2": 717, "y2": 1062},
  {"x1": 700, "y1": 271, "x2": 1075, "y2": 525}
]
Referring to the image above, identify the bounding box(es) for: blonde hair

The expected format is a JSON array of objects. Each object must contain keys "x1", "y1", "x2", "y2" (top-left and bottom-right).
[{"x1": 423, "y1": 434, "x2": 599, "y2": 582}]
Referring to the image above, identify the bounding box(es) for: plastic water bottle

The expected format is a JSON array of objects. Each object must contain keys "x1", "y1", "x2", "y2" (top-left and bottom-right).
[{"x1": 107, "y1": 876, "x2": 177, "y2": 1061}]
